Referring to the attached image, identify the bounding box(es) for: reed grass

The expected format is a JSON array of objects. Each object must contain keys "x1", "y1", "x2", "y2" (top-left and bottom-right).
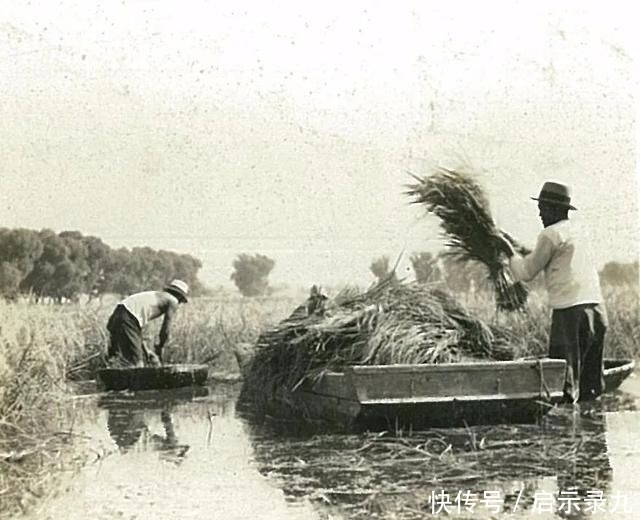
[
  {"x1": 0, "y1": 302, "x2": 95, "y2": 518},
  {"x1": 407, "y1": 168, "x2": 529, "y2": 311}
]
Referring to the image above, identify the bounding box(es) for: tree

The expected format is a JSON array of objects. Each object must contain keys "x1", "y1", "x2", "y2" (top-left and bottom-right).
[
  {"x1": 82, "y1": 235, "x2": 111, "y2": 298},
  {"x1": 101, "y1": 248, "x2": 141, "y2": 296},
  {"x1": 50, "y1": 259, "x2": 84, "y2": 301},
  {"x1": 600, "y1": 261, "x2": 639, "y2": 288},
  {"x1": 173, "y1": 253, "x2": 205, "y2": 295},
  {"x1": 410, "y1": 252, "x2": 442, "y2": 283},
  {"x1": 59, "y1": 231, "x2": 90, "y2": 296},
  {"x1": 370, "y1": 255, "x2": 398, "y2": 283},
  {"x1": 21, "y1": 230, "x2": 69, "y2": 298},
  {"x1": 0, "y1": 262, "x2": 22, "y2": 299},
  {"x1": 0, "y1": 228, "x2": 44, "y2": 276},
  {"x1": 437, "y1": 251, "x2": 490, "y2": 294},
  {"x1": 0, "y1": 227, "x2": 210, "y2": 300},
  {"x1": 231, "y1": 253, "x2": 275, "y2": 297}
]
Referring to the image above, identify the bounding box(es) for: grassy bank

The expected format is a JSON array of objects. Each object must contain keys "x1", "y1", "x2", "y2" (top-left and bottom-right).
[{"x1": 0, "y1": 284, "x2": 638, "y2": 517}]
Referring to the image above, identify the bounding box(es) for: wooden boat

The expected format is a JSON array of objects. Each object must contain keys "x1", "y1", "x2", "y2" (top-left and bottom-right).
[
  {"x1": 97, "y1": 364, "x2": 208, "y2": 391},
  {"x1": 270, "y1": 358, "x2": 635, "y2": 430},
  {"x1": 604, "y1": 358, "x2": 635, "y2": 392}
]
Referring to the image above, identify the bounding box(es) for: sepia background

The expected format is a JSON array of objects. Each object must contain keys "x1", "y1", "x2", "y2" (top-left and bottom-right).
[
  {"x1": 2, "y1": 3, "x2": 640, "y2": 520},
  {"x1": 1, "y1": 0, "x2": 638, "y2": 288}
]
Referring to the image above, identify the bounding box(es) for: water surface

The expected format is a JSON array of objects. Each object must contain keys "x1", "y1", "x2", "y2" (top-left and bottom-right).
[{"x1": 28, "y1": 375, "x2": 640, "y2": 520}]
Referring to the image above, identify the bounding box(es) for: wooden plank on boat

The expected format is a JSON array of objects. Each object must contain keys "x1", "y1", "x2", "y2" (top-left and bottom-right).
[
  {"x1": 98, "y1": 364, "x2": 209, "y2": 391},
  {"x1": 269, "y1": 358, "x2": 634, "y2": 430},
  {"x1": 345, "y1": 359, "x2": 567, "y2": 404},
  {"x1": 303, "y1": 372, "x2": 359, "y2": 400}
]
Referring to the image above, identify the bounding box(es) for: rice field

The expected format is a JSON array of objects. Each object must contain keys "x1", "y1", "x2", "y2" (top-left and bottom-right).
[{"x1": 0, "y1": 283, "x2": 638, "y2": 518}]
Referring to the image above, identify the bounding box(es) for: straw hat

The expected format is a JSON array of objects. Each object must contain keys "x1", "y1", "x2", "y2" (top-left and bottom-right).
[
  {"x1": 164, "y1": 279, "x2": 189, "y2": 303},
  {"x1": 531, "y1": 181, "x2": 577, "y2": 210}
]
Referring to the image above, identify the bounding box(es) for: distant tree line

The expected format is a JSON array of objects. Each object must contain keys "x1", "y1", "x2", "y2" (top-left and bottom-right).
[
  {"x1": 599, "y1": 261, "x2": 639, "y2": 287},
  {"x1": 370, "y1": 252, "x2": 639, "y2": 293},
  {"x1": 369, "y1": 251, "x2": 489, "y2": 292},
  {"x1": 0, "y1": 228, "x2": 207, "y2": 301}
]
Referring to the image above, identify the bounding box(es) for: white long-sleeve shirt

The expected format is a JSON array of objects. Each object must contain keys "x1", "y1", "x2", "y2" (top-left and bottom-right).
[{"x1": 508, "y1": 219, "x2": 603, "y2": 309}]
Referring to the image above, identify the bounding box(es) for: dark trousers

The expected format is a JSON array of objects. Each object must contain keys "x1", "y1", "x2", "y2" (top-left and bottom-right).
[
  {"x1": 107, "y1": 304, "x2": 144, "y2": 367},
  {"x1": 549, "y1": 303, "x2": 607, "y2": 403}
]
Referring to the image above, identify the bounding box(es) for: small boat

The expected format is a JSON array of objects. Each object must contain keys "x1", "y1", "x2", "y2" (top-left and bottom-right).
[
  {"x1": 604, "y1": 358, "x2": 635, "y2": 392},
  {"x1": 268, "y1": 358, "x2": 635, "y2": 430},
  {"x1": 97, "y1": 364, "x2": 209, "y2": 392}
]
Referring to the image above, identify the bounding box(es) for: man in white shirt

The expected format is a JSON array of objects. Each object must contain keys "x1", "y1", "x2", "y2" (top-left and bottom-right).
[
  {"x1": 495, "y1": 182, "x2": 607, "y2": 403},
  {"x1": 106, "y1": 279, "x2": 189, "y2": 367}
]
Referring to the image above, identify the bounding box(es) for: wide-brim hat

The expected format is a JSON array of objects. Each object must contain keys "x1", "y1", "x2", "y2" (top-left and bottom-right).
[
  {"x1": 531, "y1": 181, "x2": 577, "y2": 210},
  {"x1": 164, "y1": 279, "x2": 189, "y2": 303}
]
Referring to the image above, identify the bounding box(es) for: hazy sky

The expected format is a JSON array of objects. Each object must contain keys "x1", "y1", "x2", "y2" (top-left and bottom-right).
[{"x1": 1, "y1": 1, "x2": 638, "y2": 288}]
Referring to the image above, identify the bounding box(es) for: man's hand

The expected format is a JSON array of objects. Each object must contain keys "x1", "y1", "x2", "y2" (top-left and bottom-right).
[
  {"x1": 494, "y1": 231, "x2": 516, "y2": 258},
  {"x1": 154, "y1": 343, "x2": 164, "y2": 365}
]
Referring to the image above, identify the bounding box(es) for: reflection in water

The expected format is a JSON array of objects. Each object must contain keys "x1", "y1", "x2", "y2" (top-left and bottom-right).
[
  {"x1": 33, "y1": 382, "x2": 321, "y2": 520},
  {"x1": 151, "y1": 410, "x2": 191, "y2": 463},
  {"x1": 556, "y1": 408, "x2": 611, "y2": 505},
  {"x1": 242, "y1": 398, "x2": 636, "y2": 520},
  {"x1": 106, "y1": 407, "x2": 190, "y2": 464},
  {"x1": 30, "y1": 380, "x2": 640, "y2": 520},
  {"x1": 100, "y1": 388, "x2": 206, "y2": 464},
  {"x1": 106, "y1": 408, "x2": 147, "y2": 450}
]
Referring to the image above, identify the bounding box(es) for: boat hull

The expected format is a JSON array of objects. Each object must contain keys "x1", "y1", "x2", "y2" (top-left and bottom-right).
[
  {"x1": 604, "y1": 359, "x2": 635, "y2": 392},
  {"x1": 97, "y1": 364, "x2": 209, "y2": 391},
  {"x1": 272, "y1": 358, "x2": 635, "y2": 429}
]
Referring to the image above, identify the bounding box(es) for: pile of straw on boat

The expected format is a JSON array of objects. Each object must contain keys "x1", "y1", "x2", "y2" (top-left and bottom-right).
[
  {"x1": 242, "y1": 277, "x2": 527, "y2": 408},
  {"x1": 241, "y1": 168, "x2": 533, "y2": 409}
]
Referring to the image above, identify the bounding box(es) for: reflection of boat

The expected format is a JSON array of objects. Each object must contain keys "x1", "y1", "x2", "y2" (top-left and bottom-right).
[
  {"x1": 98, "y1": 386, "x2": 210, "y2": 410},
  {"x1": 265, "y1": 358, "x2": 634, "y2": 429},
  {"x1": 101, "y1": 387, "x2": 197, "y2": 464},
  {"x1": 244, "y1": 404, "x2": 613, "y2": 520},
  {"x1": 97, "y1": 364, "x2": 208, "y2": 391}
]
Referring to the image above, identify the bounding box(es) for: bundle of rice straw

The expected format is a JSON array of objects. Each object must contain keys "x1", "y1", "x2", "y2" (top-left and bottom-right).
[
  {"x1": 406, "y1": 167, "x2": 528, "y2": 311},
  {"x1": 240, "y1": 278, "x2": 526, "y2": 410}
]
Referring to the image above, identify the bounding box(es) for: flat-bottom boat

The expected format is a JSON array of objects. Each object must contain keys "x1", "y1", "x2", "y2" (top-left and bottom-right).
[{"x1": 265, "y1": 358, "x2": 635, "y2": 429}]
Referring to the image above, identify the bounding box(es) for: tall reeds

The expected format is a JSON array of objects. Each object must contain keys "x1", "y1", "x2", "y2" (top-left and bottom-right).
[{"x1": 0, "y1": 301, "x2": 92, "y2": 517}]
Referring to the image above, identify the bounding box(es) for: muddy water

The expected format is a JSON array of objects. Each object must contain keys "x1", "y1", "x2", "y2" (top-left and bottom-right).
[{"x1": 27, "y1": 376, "x2": 640, "y2": 520}]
